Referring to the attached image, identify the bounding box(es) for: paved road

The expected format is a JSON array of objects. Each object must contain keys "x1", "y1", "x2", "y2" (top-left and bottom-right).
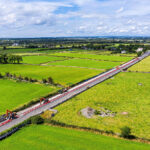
[{"x1": 0, "y1": 51, "x2": 150, "y2": 133}]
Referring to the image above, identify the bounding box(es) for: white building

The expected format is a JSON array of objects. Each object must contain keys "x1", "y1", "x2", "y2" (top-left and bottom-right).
[
  {"x1": 136, "y1": 48, "x2": 143, "y2": 53},
  {"x1": 121, "y1": 50, "x2": 126, "y2": 54},
  {"x1": 12, "y1": 43, "x2": 19, "y2": 46}
]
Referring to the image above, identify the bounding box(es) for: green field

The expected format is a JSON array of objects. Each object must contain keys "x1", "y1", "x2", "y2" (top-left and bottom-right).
[
  {"x1": 53, "y1": 72, "x2": 150, "y2": 139},
  {"x1": 129, "y1": 56, "x2": 150, "y2": 72},
  {"x1": 48, "y1": 58, "x2": 121, "y2": 69},
  {"x1": 0, "y1": 125, "x2": 149, "y2": 150},
  {"x1": 0, "y1": 64, "x2": 100, "y2": 86},
  {"x1": 22, "y1": 55, "x2": 67, "y2": 64},
  {"x1": 51, "y1": 52, "x2": 134, "y2": 62},
  {"x1": 0, "y1": 79, "x2": 57, "y2": 114}
]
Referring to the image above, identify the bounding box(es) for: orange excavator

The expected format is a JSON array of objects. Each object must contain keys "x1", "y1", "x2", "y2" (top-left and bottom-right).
[
  {"x1": 40, "y1": 98, "x2": 49, "y2": 105},
  {"x1": 6, "y1": 110, "x2": 17, "y2": 120}
]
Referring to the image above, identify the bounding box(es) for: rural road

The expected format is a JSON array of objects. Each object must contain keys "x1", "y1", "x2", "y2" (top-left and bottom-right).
[{"x1": 0, "y1": 51, "x2": 150, "y2": 133}]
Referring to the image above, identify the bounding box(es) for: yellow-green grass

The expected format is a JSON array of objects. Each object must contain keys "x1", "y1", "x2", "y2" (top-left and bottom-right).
[
  {"x1": 22, "y1": 55, "x2": 66, "y2": 64},
  {"x1": 16, "y1": 53, "x2": 44, "y2": 56},
  {"x1": 129, "y1": 56, "x2": 150, "y2": 72},
  {"x1": 51, "y1": 52, "x2": 134, "y2": 62},
  {"x1": 48, "y1": 58, "x2": 121, "y2": 69},
  {"x1": 0, "y1": 125, "x2": 150, "y2": 150},
  {"x1": 70, "y1": 50, "x2": 113, "y2": 55},
  {"x1": 0, "y1": 79, "x2": 57, "y2": 114},
  {"x1": 0, "y1": 64, "x2": 100, "y2": 86},
  {"x1": 54, "y1": 72, "x2": 150, "y2": 139},
  {"x1": 71, "y1": 50, "x2": 136, "y2": 57}
]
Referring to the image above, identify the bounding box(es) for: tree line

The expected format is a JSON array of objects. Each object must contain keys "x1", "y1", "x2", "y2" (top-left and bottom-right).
[
  {"x1": 109, "y1": 44, "x2": 150, "y2": 53},
  {"x1": 0, "y1": 54, "x2": 23, "y2": 64}
]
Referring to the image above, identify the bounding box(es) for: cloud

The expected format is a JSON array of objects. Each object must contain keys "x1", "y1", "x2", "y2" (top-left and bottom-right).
[
  {"x1": 0, "y1": 0, "x2": 150, "y2": 37},
  {"x1": 0, "y1": 0, "x2": 72, "y2": 28}
]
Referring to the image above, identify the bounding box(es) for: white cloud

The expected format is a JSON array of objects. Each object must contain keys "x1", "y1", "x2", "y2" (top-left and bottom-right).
[
  {"x1": 0, "y1": 0, "x2": 150, "y2": 37},
  {"x1": 0, "y1": 0, "x2": 72, "y2": 28}
]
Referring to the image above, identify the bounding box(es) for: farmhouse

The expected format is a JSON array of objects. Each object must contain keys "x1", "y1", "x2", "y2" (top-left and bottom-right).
[
  {"x1": 136, "y1": 48, "x2": 143, "y2": 53},
  {"x1": 121, "y1": 50, "x2": 126, "y2": 54},
  {"x1": 12, "y1": 43, "x2": 19, "y2": 46}
]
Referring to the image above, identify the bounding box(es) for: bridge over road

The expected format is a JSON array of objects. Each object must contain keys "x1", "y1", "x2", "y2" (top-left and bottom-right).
[{"x1": 0, "y1": 51, "x2": 150, "y2": 133}]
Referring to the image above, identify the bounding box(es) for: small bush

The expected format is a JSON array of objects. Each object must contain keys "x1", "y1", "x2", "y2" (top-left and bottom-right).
[
  {"x1": 0, "y1": 73, "x2": 3, "y2": 78},
  {"x1": 94, "y1": 110, "x2": 101, "y2": 115},
  {"x1": 137, "y1": 51, "x2": 142, "y2": 57},
  {"x1": 28, "y1": 100, "x2": 35, "y2": 106},
  {"x1": 29, "y1": 78, "x2": 33, "y2": 82},
  {"x1": 31, "y1": 116, "x2": 44, "y2": 124},
  {"x1": 24, "y1": 77, "x2": 29, "y2": 81},
  {"x1": 47, "y1": 77, "x2": 54, "y2": 84},
  {"x1": 18, "y1": 75, "x2": 23, "y2": 81},
  {"x1": 5, "y1": 72, "x2": 10, "y2": 77},
  {"x1": 106, "y1": 130, "x2": 114, "y2": 135},
  {"x1": 22, "y1": 118, "x2": 32, "y2": 125},
  {"x1": 120, "y1": 126, "x2": 131, "y2": 139},
  {"x1": 13, "y1": 74, "x2": 16, "y2": 78},
  {"x1": 42, "y1": 78, "x2": 47, "y2": 83}
]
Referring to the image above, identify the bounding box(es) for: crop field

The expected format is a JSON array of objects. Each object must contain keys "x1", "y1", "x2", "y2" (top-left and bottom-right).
[
  {"x1": 70, "y1": 50, "x2": 136, "y2": 57},
  {"x1": 0, "y1": 64, "x2": 100, "y2": 86},
  {"x1": 48, "y1": 58, "x2": 121, "y2": 69},
  {"x1": 53, "y1": 72, "x2": 150, "y2": 139},
  {"x1": 0, "y1": 125, "x2": 150, "y2": 150},
  {"x1": 0, "y1": 79, "x2": 57, "y2": 114},
  {"x1": 51, "y1": 52, "x2": 134, "y2": 62},
  {"x1": 22, "y1": 55, "x2": 67, "y2": 64},
  {"x1": 129, "y1": 56, "x2": 150, "y2": 72},
  {"x1": 69, "y1": 50, "x2": 113, "y2": 55}
]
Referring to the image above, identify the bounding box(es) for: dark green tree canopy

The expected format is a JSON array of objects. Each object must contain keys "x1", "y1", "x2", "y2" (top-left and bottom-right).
[{"x1": 0, "y1": 54, "x2": 23, "y2": 64}]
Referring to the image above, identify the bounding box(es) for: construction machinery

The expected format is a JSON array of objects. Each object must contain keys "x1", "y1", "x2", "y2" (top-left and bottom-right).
[
  {"x1": 40, "y1": 98, "x2": 49, "y2": 105},
  {"x1": 59, "y1": 87, "x2": 70, "y2": 94},
  {"x1": 6, "y1": 110, "x2": 17, "y2": 120}
]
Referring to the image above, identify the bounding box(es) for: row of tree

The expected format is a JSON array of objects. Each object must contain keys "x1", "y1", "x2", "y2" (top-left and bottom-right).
[
  {"x1": 0, "y1": 72, "x2": 56, "y2": 86},
  {"x1": 0, "y1": 54, "x2": 23, "y2": 64}
]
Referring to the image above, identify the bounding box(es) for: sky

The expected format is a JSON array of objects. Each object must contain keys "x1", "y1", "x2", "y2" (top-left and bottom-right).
[{"x1": 0, "y1": 0, "x2": 150, "y2": 37}]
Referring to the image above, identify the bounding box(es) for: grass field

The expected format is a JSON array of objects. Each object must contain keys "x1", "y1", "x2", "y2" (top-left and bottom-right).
[
  {"x1": 0, "y1": 79, "x2": 57, "y2": 114},
  {"x1": 70, "y1": 50, "x2": 136, "y2": 57},
  {"x1": 0, "y1": 125, "x2": 150, "y2": 150},
  {"x1": 0, "y1": 64, "x2": 100, "y2": 86},
  {"x1": 22, "y1": 55, "x2": 67, "y2": 64},
  {"x1": 53, "y1": 72, "x2": 150, "y2": 139},
  {"x1": 48, "y1": 58, "x2": 121, "y2": 69},
  {"x1": 51, "y1": 52, "x2": 134, "y2": 62},
  {"x1": 129, "y1": 56, "x2": 150, "y2": 72}
]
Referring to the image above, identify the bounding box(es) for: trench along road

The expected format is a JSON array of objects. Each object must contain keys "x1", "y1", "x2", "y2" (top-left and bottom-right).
[{"x1": 0, "y1": 51, "x2": 150, "y2": 133}]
